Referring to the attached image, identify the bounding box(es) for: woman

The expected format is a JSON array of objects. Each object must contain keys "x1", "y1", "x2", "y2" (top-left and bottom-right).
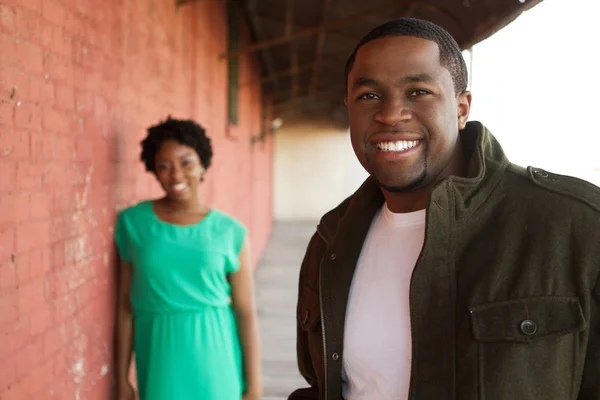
[{"x1": 115, "y1": 117, "x2": 262, "y2": 400}]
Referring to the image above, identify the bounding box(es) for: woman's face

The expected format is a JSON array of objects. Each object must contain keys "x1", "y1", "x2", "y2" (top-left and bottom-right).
[{"x1": 154, "y1": 140, "x2": 204, "y2": 201}]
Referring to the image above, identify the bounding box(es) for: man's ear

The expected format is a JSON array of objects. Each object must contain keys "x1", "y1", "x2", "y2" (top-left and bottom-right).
[
  {"x1": 344, "y1": 97, "x2": 348, "y2": 106},
  {"x1": 457, "y1": 91, "x2": 472, "y2": 130}
]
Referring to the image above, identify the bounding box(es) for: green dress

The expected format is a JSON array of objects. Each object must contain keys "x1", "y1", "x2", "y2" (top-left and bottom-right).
[{"x1": 115, "y1": 200, "x2": 247, "y2": 400}]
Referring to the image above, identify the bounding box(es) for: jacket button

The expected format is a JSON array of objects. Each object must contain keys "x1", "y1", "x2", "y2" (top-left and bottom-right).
[
  {"x1": 329, "y1": 253, "x2": 337, "y2": 261},
  {"x1": 534, "y1": 169, "x2": 549, "y2": 178},
  {"x1": 332, "y1": 352, "x2": 340, "y2": 361},
  {"x1": 520, "y1": 320, "x2": 538, "y2": 336}
]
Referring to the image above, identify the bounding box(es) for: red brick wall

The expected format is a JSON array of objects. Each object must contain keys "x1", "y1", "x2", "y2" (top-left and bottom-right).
[{"x1": 0, "y1": 0, "x2": 273, "y2": 398}]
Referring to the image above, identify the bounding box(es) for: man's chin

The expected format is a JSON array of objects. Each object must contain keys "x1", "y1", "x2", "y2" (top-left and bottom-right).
[{"x1": 375, "y1": 171, "x2": 427, "y2": 193}]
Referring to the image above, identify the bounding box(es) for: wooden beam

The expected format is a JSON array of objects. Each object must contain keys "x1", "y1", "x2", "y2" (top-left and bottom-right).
[
  {"x1": 218, "y1": 0, "x2": 470, "y2": 59},
  {"x1": 285, "y1": 0, "x2": 294, "y2": 36},
  {"x1": 309, "y1": 0, "x2": 332, "y2": 95},
  {"x1": 291, "y1": 43, "x2": 299, "y2": 97},
  {"x1": 285, "y1": 0, "x2": 299, "y2": 98},
  {"x1": 219, "y1": 5, "x2": 387, "y2": 59},
  {"x1": 241, "y1": 63, "x2": 314, "y2": 87},
  {"x1": 273, "y1": 86, "x2": 345, "y2": 110}
]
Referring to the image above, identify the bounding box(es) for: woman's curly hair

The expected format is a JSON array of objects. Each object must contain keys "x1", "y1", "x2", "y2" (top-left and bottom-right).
[{"x1": 140, "y1": 116, "x2": 213, "y2": 173}]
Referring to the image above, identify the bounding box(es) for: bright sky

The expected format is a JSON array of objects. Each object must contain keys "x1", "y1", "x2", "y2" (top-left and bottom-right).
[{"x1": 467, "y1": 0, "x2": 600, "y2": 184}]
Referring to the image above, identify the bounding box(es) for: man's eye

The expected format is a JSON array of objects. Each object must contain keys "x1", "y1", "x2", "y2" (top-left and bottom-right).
[
  {"x1": 358, "y1": 93, "x2": 379, "y2": 101},
  {"x1": 410, "y1": 89, "x2": 431, "y2": 97},
  {"x1": 157, "y1": 164, "x2": 169, "y2": 170}
]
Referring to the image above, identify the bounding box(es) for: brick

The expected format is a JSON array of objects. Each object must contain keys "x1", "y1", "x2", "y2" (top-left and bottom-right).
[
  {"x1": 0, "y1": 99, "x2": 14, "y2": 124},
  {"x1": 14, "y1": 6, "x2": 41, "y2": 42},
  {"x1": 15, "y1": 160, "x2": 43, "y2": 191},
  {"x1": 38, "y1": 17, "x2": 53, "y2": 48},
  {"x1": 0, "y1": 32, "x2": 17, "y2": 65},
  {"x1": 0, "y1": 381, "x2": 32, "y2": 400},
  {"x1": 55, "y1": 84, "x2": 74, "y2": 111},
  {"x1": 24, "y1": 76, "x2": 42, "y2": 101},
  {"x1": 0, "y1": 227, "x2": 15, "y2": 263},
  {"x1": 30, "y1": 133, "x2": 74, "y2": 161},
  {"x1": 45, "y1": 376, "x2": 69, "y2": 399},
  {"x1": 14, "y1": 251, "x2": 30, "y2": 284},
  {"x1": 0, "y1": 66, "x2": 19, "y2": 100},
  {"x1": 53, "y1": 290, "x2": 77, "y2": 322},
  {"x1": 0, "y1": 127, "x2": 29, "y2": 158},
  {"x1": 41, "y1": 0, "x2": 65, "y2": 26},
  {"x1": 13, "y1": 101, "x2": 42, "y2": 131},
  {"x1": 0, "y1": 262, "x2": 17, "y2": 291},
  {"x1": 52, "y1": 27, "x2": 72, "y2": 59},
  {"x1": 0, "y1": 4, "x2": 17, "y2": 34},
  {"x1": 25, "y1": 359, "x2": 55, "y2": 398},
  {"x1": 61, "y1": 8, "x2": 83, "y2": 38},
  {"x1": 16, "y1": 220, "x2": 51, "y2": 253},
  {"x1": 0, "y1": 291, "x2": 18, "y2": 325},
  {"x1": 50, "y1": 240, "x2": 65, "y2": 270},
  {"x1": 0, "y1": 357, "x2": 16, "y2": 393},
  {"x1": 15, "y1": 336, "x2": 43, "y2": 379},
  {"x1": 51, "y1": 350, "x2": 66, "y2": 377},
  {"x1": 15, "y1": 248, "x2": 50, "y2": 283},
  {"x1": 29, "y1": 303, "x2": 54, "y2": 335},
  {"x1": 43, "y1": 52, "x2": 70, "y2": 83},
  {"x1": 29, "y1": 191, "x2": 52, "y2": 219},
  {"x1": 74, "y1": 89, "x2": 93, "y2": 115},
  {"x1": 74, "y1": 138, "x2": 94, "y2": 161},
  {"x1": 0, "y1": 159, "x2": 17, "y2": 193},
  {"x1": 0, "y1": 193, "x2": 29, "y2": 225},
  {"x1": 43, "y1": 162, "x2": 72, "y2": 189},
  {"x1": 14, "y1": 39, "x2": 44, "y2": 73},
  {"x1": 0, "y1": 319, "x2": 29, "y2": 361},
  {"x1": 39, "y1": 78, "x2": 55, "y2": 103},
  {"x1": 3, "y1": 0, "x2": 42, "y2": 14},
  {"x1": 49, "y1": 217, "x2": 66, "y2": 243},
  {"x1": 17, "y1": 276, "x2": 46, "y2": 313},
  {"x1": 43, "y1": 321, "x2": 66, "y2": 357},
  {"x1": 42, "y1": 106, "x2": 70, "y2": 133}
]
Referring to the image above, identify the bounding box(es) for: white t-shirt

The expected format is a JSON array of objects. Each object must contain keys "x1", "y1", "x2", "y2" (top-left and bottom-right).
[{"x1": 342, "y1": 203, "x2": 426, "y2": 399}]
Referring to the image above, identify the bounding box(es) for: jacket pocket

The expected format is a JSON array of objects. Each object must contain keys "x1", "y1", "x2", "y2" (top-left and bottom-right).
[
  {"x1": 299, "y1": 287, "x2": 321, "y2": 332},
  {"x1": 469, "y1": 296, "x2": 586, "y2": 400},
  {"x1": 470, "y1": 296, "x2": 586, "y2": 342}
]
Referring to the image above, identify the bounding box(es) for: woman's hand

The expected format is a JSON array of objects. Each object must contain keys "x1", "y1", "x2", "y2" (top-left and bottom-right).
[
  {"x1": 116, "y1": 382, "x2": 136, "y2": 400},
  {"x1": 242, "y1": 386, "x2": 262, "y2": 400}
]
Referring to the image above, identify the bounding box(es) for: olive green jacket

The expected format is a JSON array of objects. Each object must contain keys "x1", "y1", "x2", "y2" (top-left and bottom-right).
[{"x1": 289, "y1": 121, "x2": 600, "y2": 400}]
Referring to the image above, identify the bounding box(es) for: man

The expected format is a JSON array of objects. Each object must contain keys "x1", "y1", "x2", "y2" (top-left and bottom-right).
[{"x1": 289, "y1": 18, "x2": 600, "y2": 400}]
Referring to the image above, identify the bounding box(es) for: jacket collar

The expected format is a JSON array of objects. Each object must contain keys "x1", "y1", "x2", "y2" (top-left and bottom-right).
[{"x1": 317, "y1": 121, "x2": 510, "y2": 244}]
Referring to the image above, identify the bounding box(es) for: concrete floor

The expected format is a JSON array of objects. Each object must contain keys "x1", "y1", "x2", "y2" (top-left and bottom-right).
[{"x1": 255, "y1": 221, "x2": 317, "y2": 399}]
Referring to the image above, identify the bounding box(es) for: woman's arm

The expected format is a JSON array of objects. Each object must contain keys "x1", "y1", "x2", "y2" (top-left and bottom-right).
[
  {"x1": 115, "y1": 258, "x2": 135, "y2": 399},
  {"x1": 229, "y1": 240, "x2": 262, "y2": 399}
]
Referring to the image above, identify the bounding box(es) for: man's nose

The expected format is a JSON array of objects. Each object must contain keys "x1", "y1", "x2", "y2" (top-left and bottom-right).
[{"x1": 374, "y1": 98, "x2": 412, "y2": 126}]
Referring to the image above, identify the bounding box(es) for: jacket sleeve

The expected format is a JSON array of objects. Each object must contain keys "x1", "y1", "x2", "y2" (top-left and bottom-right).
[
  {"x1": 288, "y1": 232, "x2": 323, "y2": 400},
  {"x1": 578, "y1": 279, "x2": 600, "y2": 399}
]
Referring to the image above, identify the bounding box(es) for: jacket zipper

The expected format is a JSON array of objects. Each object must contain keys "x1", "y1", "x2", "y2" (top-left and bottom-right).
[{"x1": 317, "y1": 227, "x2": 329, "y2": 400}]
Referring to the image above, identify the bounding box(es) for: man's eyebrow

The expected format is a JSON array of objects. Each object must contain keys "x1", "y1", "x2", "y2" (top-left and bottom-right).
[
  {"x1": 351, "y1": 74, "x2": 437, "y2": 90},
  {"x1": 351, "y1": 77, "x2": 379, "y2": 90},
  {"x1": 401, "y1": 73, "x2": 436, "y2": 84}
]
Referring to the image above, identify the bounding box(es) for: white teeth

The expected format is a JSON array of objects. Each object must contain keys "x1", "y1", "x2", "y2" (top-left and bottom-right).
[
  {"x1": 376, "y1": 140, "x2": 419, "y2": 152},
  {"x1": 172, "y1": 183, "x2": 187, "y2": 191}
]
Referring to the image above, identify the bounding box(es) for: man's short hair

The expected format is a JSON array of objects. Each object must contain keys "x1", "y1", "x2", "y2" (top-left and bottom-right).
[{"x1": 344, "y1": 18, "x2": 468, "y2": 94}]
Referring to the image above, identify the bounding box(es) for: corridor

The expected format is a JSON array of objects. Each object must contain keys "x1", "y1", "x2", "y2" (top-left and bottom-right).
[{"x1": 256, "y1": 221, "x2": 317, "y2": 399}]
